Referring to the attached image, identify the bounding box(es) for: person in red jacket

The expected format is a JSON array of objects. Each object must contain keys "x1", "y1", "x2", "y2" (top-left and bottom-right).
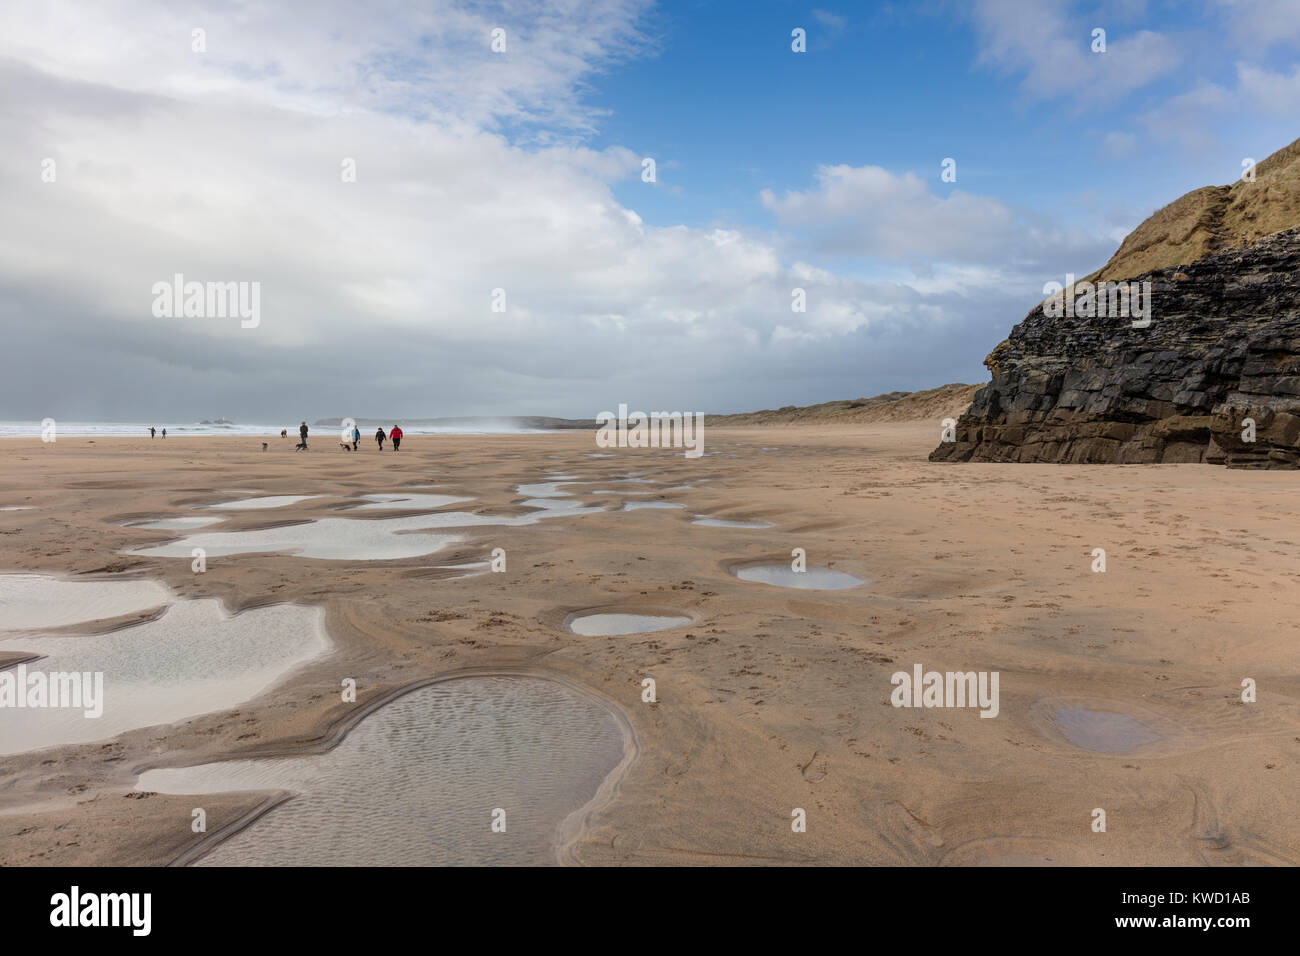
[{"x1": 389, "y1": 424, "x2": 403, "y2": 451}]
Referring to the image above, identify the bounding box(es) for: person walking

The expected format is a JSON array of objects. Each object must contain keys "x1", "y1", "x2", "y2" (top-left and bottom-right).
[
  {"x1": 149, "y1": 427, "x2": 156, "y2": 438},
  {"x1": 375, "y1": 427, "x2": 386, "y2": 450},
  {"x1": 298, "y1": 421, "x2": 309, "y2": 450},
  {"x1": 161, "y1": 428, "x2": 166, "y2": 438},
  {"x1": 389, "y1": 424, "x2": 403, "y2": 451},
  {"x1": 351, "y1": 424, "x2": 360, "y2": 451}
]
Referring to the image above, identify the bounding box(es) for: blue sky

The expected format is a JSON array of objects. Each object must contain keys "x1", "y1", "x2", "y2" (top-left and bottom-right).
[
  {"x1": 592, "y1": 1, "x2": 1299, "y2": 254},
  {"x1": 2, "y1": 0, "x2": 1299, "y2": 421}
]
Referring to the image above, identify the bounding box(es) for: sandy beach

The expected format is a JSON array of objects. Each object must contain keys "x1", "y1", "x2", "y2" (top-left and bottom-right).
[{"x1": 1, "y1": 426, "x2": 1296, "y2": 866}]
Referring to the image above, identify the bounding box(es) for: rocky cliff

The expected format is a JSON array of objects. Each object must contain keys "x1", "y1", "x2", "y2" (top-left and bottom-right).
[{"x1": 932, "y1": 138, "x2": 1300, "y2": 468}]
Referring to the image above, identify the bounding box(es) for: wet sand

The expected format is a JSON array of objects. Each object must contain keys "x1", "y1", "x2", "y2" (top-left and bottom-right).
[{"x1": 0, "y1": 425, "x2": 1297, "y2": 866}]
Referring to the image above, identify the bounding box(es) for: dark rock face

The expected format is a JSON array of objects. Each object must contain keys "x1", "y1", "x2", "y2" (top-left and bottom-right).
[{"x1": 931, "y1": 228, "x2": 1300, "y2": 467}]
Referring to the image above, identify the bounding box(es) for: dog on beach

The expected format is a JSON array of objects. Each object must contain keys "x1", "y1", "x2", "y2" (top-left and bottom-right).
[
  {"x1": 295, "y1": 442, "x2": 308, "y2": 451},
  {"x1": 262, "y1": 442, "x2": 268, "y2": 451},
  {"x1": 339, "y1": 442, "x2": 352, "y2": 451}
]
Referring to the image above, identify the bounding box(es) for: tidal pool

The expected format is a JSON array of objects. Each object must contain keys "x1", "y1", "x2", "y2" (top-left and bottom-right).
[
  {"x1": 732, "y1": 564, "x2": 864, "y2": 590},
  {"x1": 0, "y1": 595, "x2": 329, "y2": 755},
  {"x1": 137, "y1": 676, "x2": 628, "y2": 866},
  {"x1": 1055, "y1": 709, "x2": 1160, "y2": 753},
  {"x1": 126, "y1": 484, "x2": 603, "y2": 561},
  {"x1": 347, "y1": 493, "x2": 473, "y2": 511},
  {"x1": 0, "y1": 574, "x2": 171, "y2": 631},
  {"x1": 692, "y1": 517, "x2": 772, "y2": 529},
  {"x1": 209, "y1": 495, "x2": 318, "y2": 510},
  {"x1": 128, "y1": 516, "x2": 225, "y2": 531},
  {"x1": 568, "y1": 613, "x2": 691, "y2": 636}
]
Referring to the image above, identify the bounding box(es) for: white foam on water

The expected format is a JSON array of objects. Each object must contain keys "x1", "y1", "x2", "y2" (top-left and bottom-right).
[
  {"x1": 209, "y1": 495, "x2": 319, "y2": 510},
  {"x1": 136, "y1": 676, "x2": 626, "y2": 866},
  {"x1": 568, "y1": 613, "x2": 691, "y2": 636},
  {"x1": 733, "y1": 564, "x2": 864, "y2": 590},
  {"x1": 0, "y1": 597, "x2": 330, "y2": 755},
  {"x1": 0, "y1": 574, "x2": 172, "y2": 631}
]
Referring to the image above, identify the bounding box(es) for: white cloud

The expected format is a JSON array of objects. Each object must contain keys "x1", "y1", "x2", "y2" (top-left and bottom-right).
[
  {"x1": 0, "y1": 0, "x2": 1116, "y2": 421},
  {"x1": 1215, "y1": 0, "x2": 1300, "y2": 50},
  {"x1": 811, "y1": 9, "x2": 847, "y2": 31},
  {"x1": 972, "y1": 0, "x2": 1181, "y2": 105},
  {"x1": 1236, "y1": 62, "x2": 1300, "y2": 114},
  {"x1": 759, "y1": 163, "x2": 1110, "y2": 274}
]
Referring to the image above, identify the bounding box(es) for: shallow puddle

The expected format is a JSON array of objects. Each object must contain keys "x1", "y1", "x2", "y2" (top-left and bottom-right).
[
  {"x1": 0, "y1": 506, "x2": 34, "y2": 512},
  {"x1": 622, "y1": 502, "x2": 683, "y2": 511},
  {"x1": 129, "y1": 516, "x2": 225, "y2": 531},
  {"x1": 692, "y1": 517, "x2": 772, "y2": 528},
  {"x1": 209, "y1": 495, "x2": 318, "y2": 510},
  {"x1": 1055, "y1": 709, "x2": 1159, "y2": 753},
  {"x1": 515, "y1": 481, "x2": 579, "y2": 498},
  {"x1": 127, "y1": 517, "x2": 464, "y2": 561},
  {"x1": 127, "y1": 487, "x2": 603, "y2": 561},
  {"x1": 732, "y1": 564, "x2": 864, "y2": 590},
  {"x1": 347, "y1": 493, "x2": 473, "y2": 511},
  {"x1": 568, "y1": 613, "x2": 691, "y2": 636},
  {"x1": 0, "y1": 593, "x2": 329, "y2": 755},
  {"x1": 136, "y1": 676, "x2": 627, "y2": 866},
  {"x1": 0, "y1": 574, "x2": 171, "y2": 631}
]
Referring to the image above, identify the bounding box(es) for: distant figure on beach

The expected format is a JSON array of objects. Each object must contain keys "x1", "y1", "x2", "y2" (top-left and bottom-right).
[
  {"x1": 296, "y1": 421, "x2": 309, "y2": 451},
  {"x1": 351, "y1": 424, "x2": 360, "y2": 451},
  {"x1": 390, "y1": 424, "x2": 403, "y2": 451},
  {"x1": 375, "y1": 427, "x2": 386, "y2": 450},
  {"x1": 281, "y1": 428, "x2": 287, "y2": 438},
  {"x1": 149, "y1": 427, "x2": 156, "y2": 438},
  {"x1": 161, "y1": 428, "x2": 166, "y2": 438}
]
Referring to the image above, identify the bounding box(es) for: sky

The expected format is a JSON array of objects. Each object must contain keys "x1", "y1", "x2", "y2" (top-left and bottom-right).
[{"x1": 2, "y1": 0, "x2": 1298, "y2": 422}]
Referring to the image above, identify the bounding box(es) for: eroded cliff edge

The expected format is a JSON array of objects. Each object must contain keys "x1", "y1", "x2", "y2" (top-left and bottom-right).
[
  {"x1": 931, "y1": 228, "x2": 1300, "y2": 467},
  {"x1": 932, "y1": 137, "x2": 1300, "y2": 468}
]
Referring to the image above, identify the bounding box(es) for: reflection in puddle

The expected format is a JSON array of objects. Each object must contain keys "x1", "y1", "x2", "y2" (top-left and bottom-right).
[
  {"x1": 692, "y1": 517, "x2": 772, "y2": 529},
  {"x1": 733, "y1": 564, "x2": 864, "y2": 590},
  {"x1": 0, "y1": 506, "x2": 34, "y2": 511},
  {"x1": 137, "y1": 676, "x2": 626, "y2": 866},
  {"x1": 1055, "y1": 709, "x2": 1159, "y2": 753},
  {"x1": 0, "y1": 574, "x2": 171, "y2": 631},
  {"x1": 347, "y1": 493, "x2": 473, "y2": 511},
  {"x1": 622, "y1": 502, "x2": 683, "y2": 511},
  {"x1": 210, "y1": 495, "x2": 318, "y2": 510},
  {"x1": 515, "y1": 481, "x2": 579, "y2": 498},
  {"x1": 127, "y1": 487, "x2": 604, "y2": 561},
  {"x1": 568, "y1": 613, "x2": 691, "y2": 636},
  {"x1": 129, "y1": 516, "x2": 225, "y2": 531},
  {"x1": 0, "y1": 595, "x2": 329, "y2": 755}
]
